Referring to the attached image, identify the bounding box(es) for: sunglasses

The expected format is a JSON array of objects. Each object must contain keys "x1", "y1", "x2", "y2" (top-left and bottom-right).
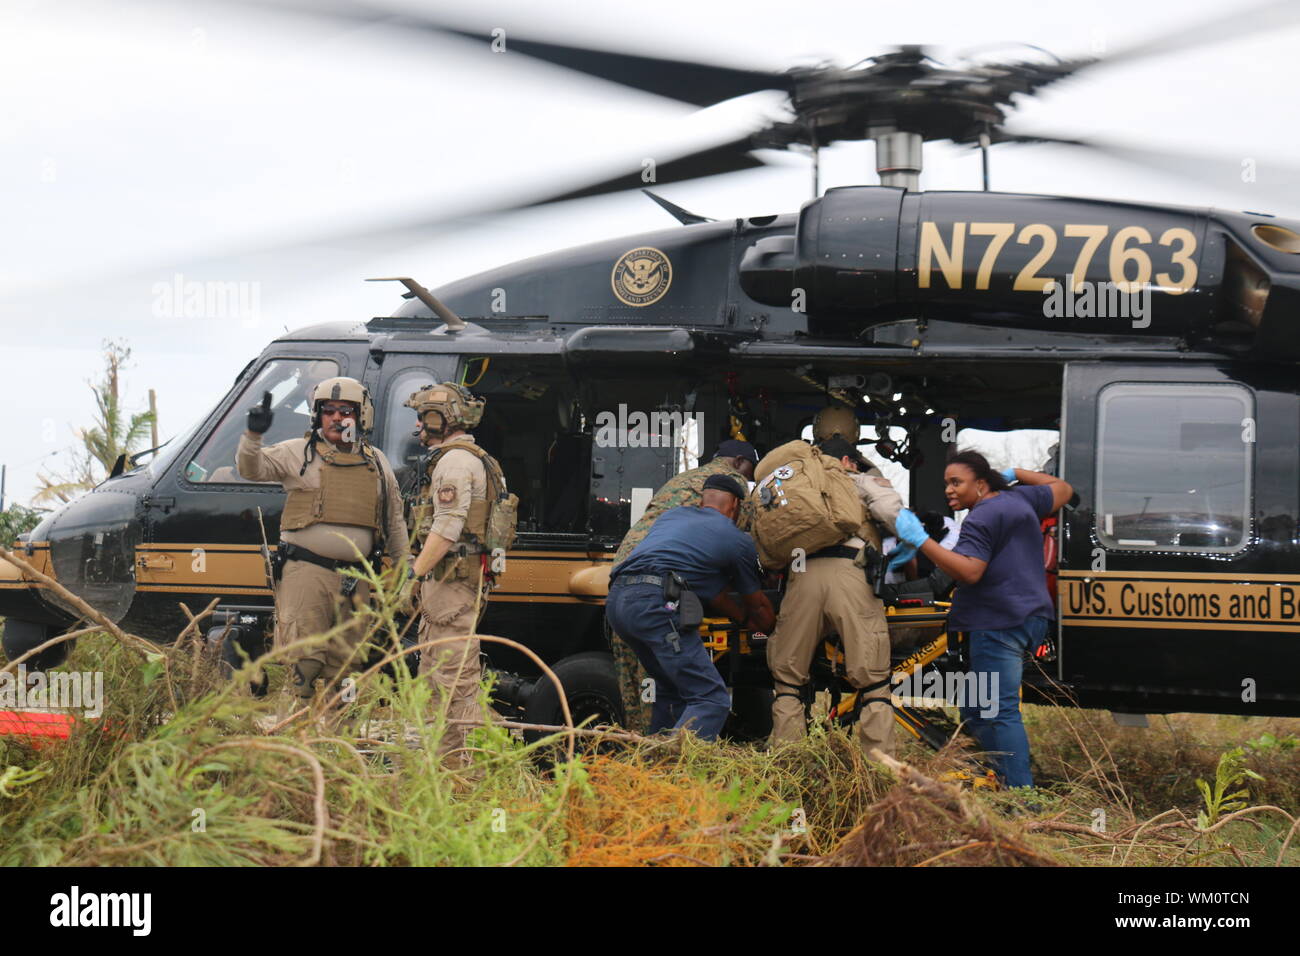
[{"x1": 320, "y1": 404, "x2": 358, "y2": 417}]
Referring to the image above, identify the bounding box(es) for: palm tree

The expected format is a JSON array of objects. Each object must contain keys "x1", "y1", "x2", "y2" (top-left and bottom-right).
[
  {"x1": 79, "y1": 341, "x2": 156, "y2": 474},
  {"x1": 33, "y1": 340, "x2": 156, "y2": 504}
]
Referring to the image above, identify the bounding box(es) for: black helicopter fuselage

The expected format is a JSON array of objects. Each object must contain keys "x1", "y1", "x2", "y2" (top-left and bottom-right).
[{"x1": 6, "y1": 185, "x2": 1300, "y2": 717}]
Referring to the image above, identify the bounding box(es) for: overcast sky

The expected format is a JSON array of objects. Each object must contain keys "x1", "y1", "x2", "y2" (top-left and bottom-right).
[{"x1": 4, "y1": 0, "x2": 1298, "y2": 506}]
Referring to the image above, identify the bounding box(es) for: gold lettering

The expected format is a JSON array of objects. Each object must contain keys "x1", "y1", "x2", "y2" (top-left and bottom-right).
[
  {"x1": 1013, "y1": 223, "x2": 1057, "y2": 291},
  {"x1": 1064, "y1": 224, "x2": 1109, "y2": 291},
  {"x1": 918, "y1": 221, "x2": 966, "y2": 290},
  {"x1": 969, "y1": 222, "x2": 1015, "y2": 290},
  {"x1": 1108, "y1": 225, "x2": 1153, "y2": 293},
  {"x1": 1156, "y1": 227, "x2": 1198, "y2": 294}
]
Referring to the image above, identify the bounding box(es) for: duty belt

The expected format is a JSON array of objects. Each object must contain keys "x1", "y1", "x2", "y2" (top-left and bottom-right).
[
  {"x1": 610, "y1": 574, "x2": 664, "y2": 588},
  {"x1": 278, "y1": 541, "x2": 366, "y2": 573},
  {"x1": 424, "y1": 543, "x2": 484, "y2": 581},
  {"x1": 806, "y1": 545, "x2": 860, "y2": 561}
]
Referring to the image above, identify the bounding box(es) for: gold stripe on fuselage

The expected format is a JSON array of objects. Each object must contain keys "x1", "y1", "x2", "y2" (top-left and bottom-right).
[
  {"x1": 129, "y1": 544, "x2": 615, "y2": 601},
  {"x1": 1059, "y1": 570, "x2": 1300, "y2": 632},
  {"x1": 0, "y1": 542, "x2": 54, "y2": 587}
]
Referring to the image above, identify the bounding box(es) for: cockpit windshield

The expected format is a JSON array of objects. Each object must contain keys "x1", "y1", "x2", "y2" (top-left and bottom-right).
[{"x1": 182, "y1": 358, "x2": 340, "y2": 483}]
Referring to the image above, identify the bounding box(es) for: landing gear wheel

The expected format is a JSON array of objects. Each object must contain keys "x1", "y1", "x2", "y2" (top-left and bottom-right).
[{"x1": 522, "y1": 651, "x2": 624, "y2": 745}]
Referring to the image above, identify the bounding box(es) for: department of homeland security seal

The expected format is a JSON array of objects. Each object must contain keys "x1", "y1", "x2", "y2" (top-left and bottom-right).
[{"x1": 611, "y1": 247, "x2": 672, "y2": 306}]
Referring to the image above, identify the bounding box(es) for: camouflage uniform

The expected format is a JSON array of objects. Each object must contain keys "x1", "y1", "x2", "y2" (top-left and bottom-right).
[{"x1": 610, "y1": 457, "x2": 755, "y2": 731}]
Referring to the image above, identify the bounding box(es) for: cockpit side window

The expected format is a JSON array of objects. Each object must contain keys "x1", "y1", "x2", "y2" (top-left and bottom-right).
[
  {"x1": 183, "y1": 358, "x2": 339, "y2": 483},
  {"x1": 379, "y1": 367, "x2": 457, "y2": 501}
]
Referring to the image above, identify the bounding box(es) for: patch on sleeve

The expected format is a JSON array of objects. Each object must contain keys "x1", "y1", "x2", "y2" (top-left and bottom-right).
[
  {"x1": 873, "y1": 477, "x2": 893, "y2": 488},
  {"x1": 437, "y1": 485, "x2": 457, "y2": 504}
]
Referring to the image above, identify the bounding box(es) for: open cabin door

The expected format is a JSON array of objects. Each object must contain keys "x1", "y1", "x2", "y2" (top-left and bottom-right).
[{"x1": 1058, "y1": 362, "x2": 1300, "y2": 716}]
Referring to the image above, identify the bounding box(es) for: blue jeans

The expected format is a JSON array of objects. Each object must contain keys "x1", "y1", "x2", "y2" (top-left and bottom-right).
[
  {"x1": 959, "y1": 616, "x2": 1049, "y2": 789},
  {"x1": 605, "y1": 581, "x2": 730, "y2": 740}
]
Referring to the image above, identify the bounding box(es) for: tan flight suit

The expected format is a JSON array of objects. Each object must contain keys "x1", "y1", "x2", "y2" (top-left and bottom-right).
[
  {"x1": 767, "y1": 466, "x2": 902, "y2": 757},
  {"x1": 413, "y1": 434, "x2": 491, "y2": 762},
  {"x1": 237, "y1": 432, "x2": 408, "y2": 701}
]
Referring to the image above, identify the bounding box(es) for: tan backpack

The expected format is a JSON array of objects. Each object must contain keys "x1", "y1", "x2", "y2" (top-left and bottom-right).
[{"x1": 748, "y1": 440, "x2": 864, "y2": 569}]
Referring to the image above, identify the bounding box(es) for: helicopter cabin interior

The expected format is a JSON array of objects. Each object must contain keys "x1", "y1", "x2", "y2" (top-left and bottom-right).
[{"x1": 419, "y1": 352, "x2": 1066, "y2": 532}]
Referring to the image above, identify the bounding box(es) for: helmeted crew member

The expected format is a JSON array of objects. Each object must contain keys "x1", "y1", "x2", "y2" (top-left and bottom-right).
[
  {"x1": 238, "y1": 377, "x2": 409, "y2": 707},
  {"x1": 810, "y1": 405, "x2": 859, "y2": 446},
  {"x1": 605, "y1": 474, "x2": 775, "y2": 742},
  {"x1": 405, "y1": 382, "x2": 499, "y2": 764},
  {"x1": 609, "y1": 439, "x2": 760, "y2": 732},
  {"x1": 766, "y1": 430, "x2": 904, "y2": 758}
]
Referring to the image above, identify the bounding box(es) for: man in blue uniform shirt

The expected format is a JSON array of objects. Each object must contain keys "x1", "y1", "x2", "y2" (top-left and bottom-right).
[{"x1": 605, "y1": 474, "x2": 775, "y2": 740}]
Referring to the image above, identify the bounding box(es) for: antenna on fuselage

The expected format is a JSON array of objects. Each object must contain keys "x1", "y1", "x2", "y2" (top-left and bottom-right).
[{"x1": 366, "y1": 277, "x2": 466, "y2": 332}]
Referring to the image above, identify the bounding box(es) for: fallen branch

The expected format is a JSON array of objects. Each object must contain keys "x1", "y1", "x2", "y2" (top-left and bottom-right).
[{"x1": 0, "y1": 548, "x2": 153, "y2": 660}]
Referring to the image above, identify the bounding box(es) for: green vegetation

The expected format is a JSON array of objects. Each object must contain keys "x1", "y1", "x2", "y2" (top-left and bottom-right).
[
  {"x1": 2, "y1": 569, "x2": 1297, "y2": 866},
  {"x1": 0, "y1": 505, "x2": 44, "y2": 549}
]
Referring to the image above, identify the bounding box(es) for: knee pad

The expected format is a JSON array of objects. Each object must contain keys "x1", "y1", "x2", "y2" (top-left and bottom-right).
[
  {"x1": 773, "y1": 680, "x2": 815, "y2": 723},
  {"x1": 292, "y1": 659, "x2": 325, "y2": 700},
  {"x1": 851, "y1": 676, "x2": 893, "y2": 722}
]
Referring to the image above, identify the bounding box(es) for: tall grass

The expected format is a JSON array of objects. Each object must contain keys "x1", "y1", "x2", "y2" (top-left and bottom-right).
[{"x1": 2, "y1": 556, "x2": 1297, "y2": 866}]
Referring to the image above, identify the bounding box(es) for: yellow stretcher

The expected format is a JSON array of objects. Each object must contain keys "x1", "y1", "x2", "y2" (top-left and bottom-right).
[{"x1": 698, "y1": 597, "x2": 997, "y2": 781}]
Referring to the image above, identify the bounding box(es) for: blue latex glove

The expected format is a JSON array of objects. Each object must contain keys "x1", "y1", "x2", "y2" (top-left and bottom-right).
[
  {"x1": 894, "y1": 508, "x2": 930, "y2": 548},
  {"x1": 1001, "y1": 466, "x2": 1018, "y2": 483},
  {"x1": 886, "y1": 543, "x2": 917, "y2": 572}
]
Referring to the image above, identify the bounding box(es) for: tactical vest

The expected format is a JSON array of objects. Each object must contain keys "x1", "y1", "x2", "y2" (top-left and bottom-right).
[
  {"x1": 281, "y1": 439, "x2": 382, "y2": 532},
  {"x1": 411, "y1": 439, "x2": 492, "y2": 547}
]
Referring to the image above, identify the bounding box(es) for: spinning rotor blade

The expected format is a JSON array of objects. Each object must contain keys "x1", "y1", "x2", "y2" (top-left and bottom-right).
[
  {"x1": 987, "y1": 2, "x2": 1300, "y2": 104},
  {"x1": 996, "y1": 131, "x2": 1300, "y2": 212},
  {"x1": 522, "y1": 136, "x2": 772, "y2": 206},
  {"x1": 438, "y1": 26, "x2": 794, "y2": 107},
  {"x1": 58, "y1": 130, "x2": 781, "y2": 296},
  {"x1": 250, "y1": 0, "x2": 791, "y2": 107},
  {"x1": 1088, "y1": 0, "x2": 1300, "y2": 70}
]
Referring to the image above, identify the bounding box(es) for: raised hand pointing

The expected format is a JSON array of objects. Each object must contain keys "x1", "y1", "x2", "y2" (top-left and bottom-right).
[{"x1": 247, "y1": 391, "x2": 274, "y2": 434}]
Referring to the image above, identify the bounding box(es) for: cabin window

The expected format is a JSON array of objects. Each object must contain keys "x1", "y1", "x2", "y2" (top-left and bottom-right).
[
  {"x1": 1096, "y1": 383, "x2": 1252, "y2": 552},
  {"x1": 183, "y1": 357, "x2": 340, "y2": 483},
  {"x1": 377, "y1": 365, "x2": 458, "y2": 495}
]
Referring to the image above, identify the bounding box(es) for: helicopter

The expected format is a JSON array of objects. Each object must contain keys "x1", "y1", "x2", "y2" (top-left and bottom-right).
[{"x1": 5, "y1": 2, "x2": 1300, "y2": 736}]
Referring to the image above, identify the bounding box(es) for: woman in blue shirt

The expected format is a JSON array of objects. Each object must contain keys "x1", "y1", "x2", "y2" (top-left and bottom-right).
[{"x1": 893, "y1": 451, "x2": 1072, "y2": 788}]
